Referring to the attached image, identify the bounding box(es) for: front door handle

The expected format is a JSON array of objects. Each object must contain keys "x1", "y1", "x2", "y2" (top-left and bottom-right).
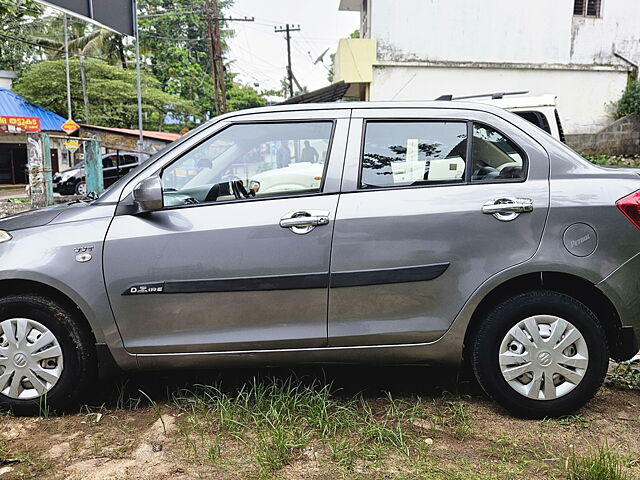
[
  {"x1": 482, "y1": 197, "x2": 533, "y2": 221},
  {"x1": 280, "y1": 210, "x2": 330, "y2": 234}
]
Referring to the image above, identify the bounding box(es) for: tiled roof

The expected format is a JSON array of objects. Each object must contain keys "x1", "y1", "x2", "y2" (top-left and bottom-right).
[{"x1": 0, "y1": 88, "x2": 66, "y2": 131}]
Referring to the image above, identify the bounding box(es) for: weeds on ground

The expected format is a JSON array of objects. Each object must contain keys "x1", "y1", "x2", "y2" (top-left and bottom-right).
[
  {"x1": 171, "y1": 376, "x2": 466, "y2": 476},
  {"x1": 583, "y1": 154, "x2": 640, "y2": 168},
  {"x1": 566, "y1": 443, "x2": 631, "y2": 480},
  {"x1": 0, "y1": 439, "x2": 53, "y2": 478},
  {"x1": 607, "y1": 360, "x2": 640, "y2": 391}
]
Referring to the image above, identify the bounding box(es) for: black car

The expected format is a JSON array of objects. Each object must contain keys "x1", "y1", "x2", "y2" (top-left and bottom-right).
[{"x1": 53, "y1": 153, "x2": 144, "y2": 195}]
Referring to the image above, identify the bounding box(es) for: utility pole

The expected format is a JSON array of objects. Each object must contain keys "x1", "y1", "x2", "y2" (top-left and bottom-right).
[
  {"x1": 211, "y1": 0, "x2": 227, "y2": 113},
  {"x1": 203, "y1": 1, "x2": 254, "y2": 116},
  {"x1": 63, "y1": 14, "x2": 72, "y2": 120},
  {"x1": 133, "y1": 0, "x2": 144, "y2": 152},
  {"x1": 275, "y1": 24, "x2": 301, "y2": 98},
  {"x1": 203, "y1": 0, "x2": 221, "y2": 116}
]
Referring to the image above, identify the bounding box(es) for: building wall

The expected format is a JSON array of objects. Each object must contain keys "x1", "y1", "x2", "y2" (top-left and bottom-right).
[
  {"x1": 565, "y1": 113, "x2": 640, "y2": 156},
  {"x1": 369, "y1": 0, "x2": 640, "y2": 66},
  {"x1": 368, "y1": 65, "x2": 629, "y2": 134},
  {"x1": 80, "y1": 129, "x2": 170, "y2": 155}
]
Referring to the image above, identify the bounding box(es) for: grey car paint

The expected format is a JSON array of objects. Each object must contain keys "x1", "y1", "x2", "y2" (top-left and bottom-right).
[{"x1": 0, "y1": 101, "x2": 639, "y2": 374}]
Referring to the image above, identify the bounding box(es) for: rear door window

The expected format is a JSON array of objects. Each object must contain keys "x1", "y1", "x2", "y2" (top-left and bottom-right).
[
  {"x1": 360, "y1": 121, "x2": 468, "y2": 189},
  {"x1": 471, "y1": 124, "x2": 525, "y2": 181}
]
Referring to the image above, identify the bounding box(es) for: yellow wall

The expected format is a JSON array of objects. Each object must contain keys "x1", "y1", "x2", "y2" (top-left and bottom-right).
[{"x1": 334, "y1": 38, "x2": 377, "y2": 84}]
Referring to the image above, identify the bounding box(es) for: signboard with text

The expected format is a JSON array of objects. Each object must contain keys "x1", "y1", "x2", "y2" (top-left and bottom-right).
[
  {"x1": 0, "y1": 116, "x2": 41, "y2": 133},
  {"x1": 61, "y1": 119, "x2": 80, "y2": 135}
]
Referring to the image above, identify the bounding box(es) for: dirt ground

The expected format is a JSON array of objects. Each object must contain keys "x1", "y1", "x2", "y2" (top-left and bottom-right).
[{"x1": 0, "y1": 366, "x2": 638, "y2": 480}]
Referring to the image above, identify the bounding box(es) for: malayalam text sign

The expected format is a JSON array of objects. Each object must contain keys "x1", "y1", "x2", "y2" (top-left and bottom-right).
[{"x1": 0, "y1": 116, "x2": 41, "y2": 132}]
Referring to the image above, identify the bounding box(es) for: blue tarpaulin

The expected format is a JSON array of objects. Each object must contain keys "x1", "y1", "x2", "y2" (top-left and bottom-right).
[{"x1": 0, "y1": 88, "x2": 65, "y2": 132}]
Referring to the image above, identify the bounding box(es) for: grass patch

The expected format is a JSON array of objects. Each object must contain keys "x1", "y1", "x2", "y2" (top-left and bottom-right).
[
  {"x1": 0, "y1": 439, "x2": 53, "y2": 479},
  {"x1": 171, "y1": 376, "x2": 445, "y2": 476},
  {"x1": 566, "y1": 443, "x2": 631, "y2": 480}
]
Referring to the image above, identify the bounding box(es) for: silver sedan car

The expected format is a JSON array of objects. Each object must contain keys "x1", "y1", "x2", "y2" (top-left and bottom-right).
[{"x1": 0, "y1": 102, "x2": 638, "y2": 417}]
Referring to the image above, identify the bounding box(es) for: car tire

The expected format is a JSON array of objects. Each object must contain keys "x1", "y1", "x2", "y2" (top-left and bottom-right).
[
  {"x1": 75, "y1": 181, "x2": 87, "y2": 196},
  {"x1": 471, "y1": 290, "x2": 608, "y2": 418},
  {"x1": 0, "y1": 295, "x2": 96, "y2": 416}
]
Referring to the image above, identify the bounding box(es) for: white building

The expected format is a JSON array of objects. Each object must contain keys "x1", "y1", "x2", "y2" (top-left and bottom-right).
[{"x1": 335, "y1": 0, "x2": 640, "y2": 134}]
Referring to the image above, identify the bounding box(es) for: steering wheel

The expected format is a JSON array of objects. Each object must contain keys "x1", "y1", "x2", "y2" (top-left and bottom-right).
[
  {"x1": 205, "y1": 176, "x2": 254, "y2": 202},
  {"x1": 222, "y1": 174, "x2": 253, "y2": 199},
  {"x1": 231, "y1": 179, "x2": 253, "y2": 199}
]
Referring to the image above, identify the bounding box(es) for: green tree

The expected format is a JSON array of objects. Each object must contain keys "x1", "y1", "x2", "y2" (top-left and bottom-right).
[
  {"x1": 14, "y1": 58, "x2": 194, "y2": 130},
  {"x1": 138, "y1": 0, "x2": 233, "y2": 120},
  {"x1": 226, "y1": 81, "x2": 266, "y2": 111},
  {"x1": 0, "y1": 0, "x2": 44, "y2": 72},
  {"x1": 617, "y1": 81, "x2": 640, "y2": 118}
]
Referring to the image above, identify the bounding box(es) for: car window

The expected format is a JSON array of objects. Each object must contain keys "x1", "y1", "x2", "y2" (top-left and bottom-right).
[
  {"x1": 119, "y1": 154, "x2": 138, "y2": 167},
  {"x1": 102, "y1": 156, "x2": 117, "y2": 168},
  {"x1": 161, "y1": 122, "x2": 333, "y2": 207},
  {"x1": 360, "y1": 121, "x2": 467, "y2": 189},
  {"x1": 471, "y1": 124, "x2": 525, "y2": 181},
  {"x1": 512, "y1": 111, "x2": 551, "y2": 135}
]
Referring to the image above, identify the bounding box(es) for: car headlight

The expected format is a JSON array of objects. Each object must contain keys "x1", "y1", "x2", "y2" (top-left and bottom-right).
[{"x1": 0, "y1": 230, "x2": 12, "y2": 244}]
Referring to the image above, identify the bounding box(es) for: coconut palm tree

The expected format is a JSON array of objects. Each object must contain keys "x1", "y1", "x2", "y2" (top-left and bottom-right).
[{"x1": 28, "y1": 15, "x2": 129, "y2": 123}]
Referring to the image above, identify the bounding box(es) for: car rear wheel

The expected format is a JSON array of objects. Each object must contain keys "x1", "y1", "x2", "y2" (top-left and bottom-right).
[
  {"x1": 0, "y1": 295, "x2": 96, "y2": 415},
  {"x1": 471, "y1": 290, "x2": 608, "y2": 418},
  {"x1": 75, "y1": 180, "x2": 87, "y2": 196}
]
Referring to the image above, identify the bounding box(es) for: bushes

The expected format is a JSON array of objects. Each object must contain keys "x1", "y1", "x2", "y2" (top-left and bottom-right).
[{"x1": 616, "y1": 80, "x2": 640, "y2": 118}]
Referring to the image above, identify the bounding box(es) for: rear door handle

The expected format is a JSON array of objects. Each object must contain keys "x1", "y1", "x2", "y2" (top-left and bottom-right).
[
  {"x1": 482, "y1": 197, "x2": 533, "y2": 221},
  {"x1": 280, "y1": 210, "x2": 330, "y2": 234}
]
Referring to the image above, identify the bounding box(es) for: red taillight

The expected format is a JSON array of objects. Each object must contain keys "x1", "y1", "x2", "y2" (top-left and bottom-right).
[{"x1": 617, "y1": 190, "x2": 640, "y2": 230}]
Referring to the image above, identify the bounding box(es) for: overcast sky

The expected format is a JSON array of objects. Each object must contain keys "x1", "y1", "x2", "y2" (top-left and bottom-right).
[{"x1": 226, "y1": 0, "x2": 359, "y2": 94}]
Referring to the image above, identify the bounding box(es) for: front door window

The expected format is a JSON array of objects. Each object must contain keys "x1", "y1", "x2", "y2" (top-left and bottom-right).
[{"x1": 161, "y1": 122, "x2": 333, "y2": 207}]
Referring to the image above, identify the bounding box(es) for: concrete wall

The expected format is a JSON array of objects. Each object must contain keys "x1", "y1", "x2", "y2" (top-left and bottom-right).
[
  {"x1": 369, "y1": 0, "x2": 640, "y2": 66},
  {"x1": 368, "y1": 65, "x2": 629, "y2": 134},
  {"x1": 0, "y1": 71, "x2": 16, "y2": 90},
  {"x1": 565, "y1": 113, "x2": 640, "y2": 156}
]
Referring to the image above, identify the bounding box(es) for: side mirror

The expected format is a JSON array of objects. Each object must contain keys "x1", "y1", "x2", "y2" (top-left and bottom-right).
[{"x1": 133, "y1": 176, "x2": 163, "y2": 213}]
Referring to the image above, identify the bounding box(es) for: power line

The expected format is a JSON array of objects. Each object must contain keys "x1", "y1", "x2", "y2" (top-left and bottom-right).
[{"x1": 0, "y1": 31, "x2": 111, "y2": 62}]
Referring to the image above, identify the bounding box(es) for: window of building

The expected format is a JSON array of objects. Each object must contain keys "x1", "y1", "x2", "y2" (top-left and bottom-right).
[
  {"x1": 360, "y1": 121, "x2": 468, "y2": 189},
  {"x1": 573, "y1": 0, "x2": 601, "y2": 17}
]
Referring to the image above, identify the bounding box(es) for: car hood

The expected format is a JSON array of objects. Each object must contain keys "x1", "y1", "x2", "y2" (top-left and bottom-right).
[{"x1": 0, "y1": 202, "x2": 86, "y2": 231}]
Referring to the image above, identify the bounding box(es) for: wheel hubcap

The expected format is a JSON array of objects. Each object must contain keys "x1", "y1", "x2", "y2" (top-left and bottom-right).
[
  {"x1": 0, "y1": 318, "x2": 64, "y2": 400},
  {"x1": 498, "y1": 315, "x2": 588, "y2": 401}
]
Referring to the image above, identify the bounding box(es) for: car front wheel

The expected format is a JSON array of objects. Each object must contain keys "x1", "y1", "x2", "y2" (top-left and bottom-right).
[
  {"x1": 75, "y1": 180, "x2": 87, "y2": 196},
  {"x1": 0, "y1": 295, "x2": 96, "y2": 415},
  {"x1": 471, "y1": 290, "x2": 609, "y2": 418}
]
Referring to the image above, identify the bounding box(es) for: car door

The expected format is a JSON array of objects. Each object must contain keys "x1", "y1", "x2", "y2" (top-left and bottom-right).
[
  {"x1": 328, "y1": 108, "x2": 550, "y2": 346},
  {"x1": 101, "y1": 155, "x2": 119, "y2": 187},
  {"x1": 103, "y1": 112, "x2": 349, "y2": 354}
]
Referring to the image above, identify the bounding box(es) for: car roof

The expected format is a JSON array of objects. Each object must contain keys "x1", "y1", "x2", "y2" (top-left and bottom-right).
[{"x1": 217, "y1": 100, "x2": 520, "y2": 121}]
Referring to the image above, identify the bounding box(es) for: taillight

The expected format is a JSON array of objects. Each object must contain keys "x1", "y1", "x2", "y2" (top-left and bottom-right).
[{"x1": 617, "y1": 190, "x2": 640, "y2": 230}]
